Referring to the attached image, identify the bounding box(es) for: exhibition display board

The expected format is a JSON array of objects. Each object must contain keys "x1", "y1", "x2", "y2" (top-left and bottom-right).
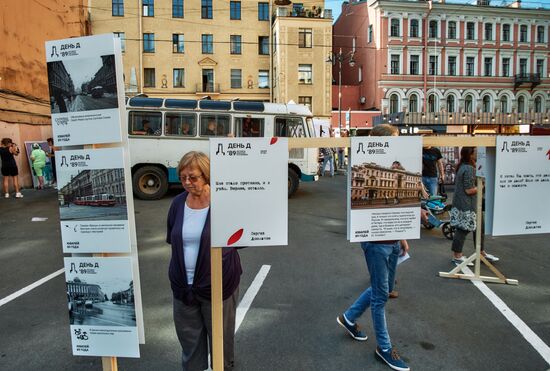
[
  {"x1": 493, "y1": 136, "x2": 550, "y2": 236},
  {"x1": 45, "y1": 34, "x2": 143, "y2": 363},
  {"x1": 210, "y1": 138, "x2": 289, "y2": 247},
  {"x1": 348, "y1": 136, "x2": 422, "y2": 242}
]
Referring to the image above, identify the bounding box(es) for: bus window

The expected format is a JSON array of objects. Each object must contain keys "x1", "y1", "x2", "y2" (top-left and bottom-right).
[
  {"x1": 200, "y1": 114, "x2": 231, "y2": 137},
  {"x1": 165, "y1": 112, "x2": 197, "y2": 137},
  {"x1": 129, "y1": 111, "x2": 162, "y2": 136},
  {"x1": 275, "y1": 117, "x2": 306, "y2": 137},
  {"x1": 235, "y1": 117, "x2": 264, "y2": 137}
]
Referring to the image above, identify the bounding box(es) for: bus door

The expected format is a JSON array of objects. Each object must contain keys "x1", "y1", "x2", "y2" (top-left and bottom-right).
[{"x1": 234, "y1": 115, "x2": 267, "y2": 137}]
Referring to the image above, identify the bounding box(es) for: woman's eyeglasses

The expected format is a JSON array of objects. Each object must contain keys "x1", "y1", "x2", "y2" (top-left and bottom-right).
[{"x1": 179, "y1": 174, "x2": 203, "y2": 183}]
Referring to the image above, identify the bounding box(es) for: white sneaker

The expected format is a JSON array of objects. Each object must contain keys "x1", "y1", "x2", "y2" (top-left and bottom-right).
[
  {"x1": 483, "y1": 253, "x2": 499, "y2": 262},
  {"x1": 452, "y1": 256, "x2": 474, "y2": 267},
  {"x1": 4, "y1": 193, "x2": 9, "y2": 198},
  {"x1": 15, "y1": 192, "x2": 23, "y2": 198}
]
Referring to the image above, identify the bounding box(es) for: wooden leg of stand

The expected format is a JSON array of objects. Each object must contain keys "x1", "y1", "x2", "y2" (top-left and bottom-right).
[
  {"x1": 102, "y1": 357, "x2": 118, "y2": 371},
  {"x1": 211, "y1": 247, "x2": 224, "y2": 371}
]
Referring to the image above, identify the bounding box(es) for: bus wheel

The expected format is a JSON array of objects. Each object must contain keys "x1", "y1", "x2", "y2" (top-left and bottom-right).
[
  {"x1": 288, "y1": 168, "x2": 299, "y2": 198},
  {"x1": 133, "y1": 166, "x2": 168, "y2": 200}
]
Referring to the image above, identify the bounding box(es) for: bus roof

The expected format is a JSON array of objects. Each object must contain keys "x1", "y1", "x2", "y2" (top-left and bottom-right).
[{"x1": 126, "y1": 97, "x2": 312, "y2": 116}]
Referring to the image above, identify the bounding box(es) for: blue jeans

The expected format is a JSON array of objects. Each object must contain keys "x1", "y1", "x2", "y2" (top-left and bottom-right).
[
  {"x1": 321, "y1": 155, "x2": 334, "y2": 176},
  {"x1": 338, "y1": 149, "x2": 345, "y2": 168},
  {"x1": 344, "y1": 241, "x2": 400, "y2": 350},
  {"x1": 422, "y1": 176, "x2": 438, "y2": 196}
]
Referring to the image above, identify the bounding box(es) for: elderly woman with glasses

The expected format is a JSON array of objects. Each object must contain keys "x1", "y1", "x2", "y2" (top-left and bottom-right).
[{"x1": 166, "y1": 151, "x2": 242, "y2": 371}]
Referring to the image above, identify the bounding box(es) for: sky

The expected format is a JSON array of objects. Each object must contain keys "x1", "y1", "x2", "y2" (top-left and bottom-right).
[{"x1": 328, "y1": 0, "x2": 550, "y2": 23}]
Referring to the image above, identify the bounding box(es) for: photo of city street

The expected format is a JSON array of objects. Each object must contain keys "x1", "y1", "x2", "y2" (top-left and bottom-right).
[
  {"x1": 65, "y1": 259, "x2": 136, "y2": 327},
  {"x1": 47, "y1": 55, "x2": 118, "y2": 114},
  {"x1": 57, "y1": 168, "x2": 128, "y2": 221}
]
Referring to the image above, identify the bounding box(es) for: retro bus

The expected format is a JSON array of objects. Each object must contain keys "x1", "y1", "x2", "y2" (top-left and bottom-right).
[{"x1": 126, "y1": 97, "x2": 319, "y2": 200}]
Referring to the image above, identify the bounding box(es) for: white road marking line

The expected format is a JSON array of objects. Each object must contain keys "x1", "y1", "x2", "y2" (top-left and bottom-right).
[
  {"x1": 463, "y1": 266, "x2": 550, "y2": 365},
  {"x1": 235, "y1": 264, "x2": 271, "y2": 333},
  {"x1": 0, "y1": 268, "x2": 64, "y2": 308}
]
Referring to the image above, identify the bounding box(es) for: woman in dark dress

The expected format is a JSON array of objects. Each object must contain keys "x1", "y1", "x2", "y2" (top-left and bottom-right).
[{"x1": 0, "y1": 138, "x2": 23, "y2": 198}]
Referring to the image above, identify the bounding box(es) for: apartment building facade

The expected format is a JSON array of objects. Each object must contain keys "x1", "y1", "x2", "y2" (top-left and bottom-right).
[
  {"x1": 90, "y1": 0, "x2": 333, "y2": 117},
  {"x1": 333, "y1": 0, "x2": 550, "y2": 119}
]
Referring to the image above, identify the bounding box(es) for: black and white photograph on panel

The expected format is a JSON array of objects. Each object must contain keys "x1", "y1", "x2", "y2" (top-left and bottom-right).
[{"x1": 47, "y1": 55, "x2": 119, "y2": 114}]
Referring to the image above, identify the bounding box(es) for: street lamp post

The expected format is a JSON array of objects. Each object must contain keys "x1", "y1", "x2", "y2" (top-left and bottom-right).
[{"x1": 327, "y1": 48, "x2": 355, "y2": 134}]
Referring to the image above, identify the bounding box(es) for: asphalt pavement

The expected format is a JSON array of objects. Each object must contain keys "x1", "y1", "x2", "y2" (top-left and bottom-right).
[{"x1": 0, "y1": 177, "x2": 549, "y2": 371}]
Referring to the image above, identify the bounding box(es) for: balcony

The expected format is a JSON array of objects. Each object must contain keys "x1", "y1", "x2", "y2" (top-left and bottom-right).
[
  {"x1": 514, "y1": 73, "x2": 541, "y2": 89},
  {"x1": 275, "y1": 6, "x2": 332, "y2": 19},
  {"x1": 374, "y1": 112, "x2": 550, "y2": 134},
  {"x1": 195, "y1": 83, "x2": 220, "y2": 94}
]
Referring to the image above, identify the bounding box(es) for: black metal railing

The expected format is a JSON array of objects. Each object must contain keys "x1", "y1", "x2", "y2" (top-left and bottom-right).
[{"x1": 514, "y1": 73, "x2": 541, "y2": 88}]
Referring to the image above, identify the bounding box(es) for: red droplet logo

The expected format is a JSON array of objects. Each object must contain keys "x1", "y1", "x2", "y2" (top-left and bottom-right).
[
  {"x1": 270, "y1": 137, "x2": 278, "y2": 145},
  {"x1": 227, "y1": 228, "x2": 244, "y2": 246}
]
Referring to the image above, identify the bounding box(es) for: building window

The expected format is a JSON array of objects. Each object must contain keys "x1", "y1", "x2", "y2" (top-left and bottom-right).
[
  {"x1": 143, "y1": 0, "x2": 154, "y2": 16},
  {"x1": 173, "y1": 34, "x2": 184, "y2": 53},
  {"x1": 427, "y1": 94, "x2": 436, "y2": 112},
  {"x1": 482, "y1": 95, "x2": 491, "y2": 112},
  {"x1": 429, "y1": 20, "x2": 438, "y2": 38},
  {"x1": 298, "y1": 64, "x2": 312, "y2": 84},
  {"x1": 202, "y1": 34, "x2": 213, "y2": 54},
  {"x1": 390, "y1": 54, "x2": 400, "y2": 74},
  {"x1": 292, "y1": 3, "x2": 303, "y2": 16},
  {"x1": 502, "y1": 24, "x2": 511, "y2": 42},
  {"x1": 368, "y1": 25, "x2": 373, "y2": 43},
  {"x1": 535, "y1": 96, "x2": 543, "y2": 113},
  {"x1": 389, "y1": 94, "x2": 399, "y2": 114},
  {"x1": 258, "y1": 70, "x2": 269, "y2": 88},
  {"x1": 173, "y1": 0, "x2": 183, "y2": 18},
  {"x1": 537, "y1": 25, "x2": 545, "y2": 43},
  {"x1": 112, "y1": 0, "x2": 124, "y2": 16},
  {"x1": 466, "y1": 56, "x2": 475, "y2": 76},
  {"x1": 144, "y1": 68, "x2": 155, "y2": 87},
  {"x1": 466, "y1": 22, "x2": 475, "y2": 40},
  {"x1": 502, "y1": 58, "x2": 510, "y2": 77},
  {"x1": 429, "y1": 55, "x2": 438, "y2": 75},
  {"x1": 299, "y1": 28, "x2": 312, "y2": 48},
  {"x1": 143, "y1": 33, "x2": 155, "y2": 53},
  {"x1": 230, "y1": 35, "x2": 241, "y2": 54},
  {"x1": 409, "y1": 94, "x2": 418, "y2": 112},
  {"x1": 114, "y1": 32, "x2": 125, "y2": 52},
  {"x1": 230, "y1": 1, "x2": 241, "y2": 20},
  {"x1": 258, "y1": 36, "x2": 269, "y2": 55},
  {"x1": 390, "y1": 19, "x2": 400, "y2": 37},
  {"x1": 500, "y1": 96, "x2": 509, "y2": 113},
  {"x1": 484, "y1": 23, "x2": 493, "y2": 41},
  {"x1": 484, "y1": 57, "x2": 492, "y2": 77},
  {"x1": 520, "y1": 25, "x2": 528, "y2": 42},
  {"x1": 518, "y1": 96, "x2": 526, "y2": 113},
  {"x1": 410, "y1": 19, "x2": 419, "y2": 38},
  {"x1": 448, "y1": 56, "x2": 456, "y2": 76},
  {"x1": 298, "y1": 96, "x2": 312, "y2": 111},
  {"x1": 519, "y1": 58, "x2": 528, "y2": 76},
  {"x1": 410, "y1": 55, "x2": 419, "y2": 75},
  {"x1": 464, "y1": 95, "x2": 473, "y2": 113},
  {"x1": 448, "y1": 21, "x2": 456, "y2": 39},
  {"x1": 201, "y1": 0, "x2": 212, "y2": 19},
  {"x1": 536, "y1": 59, "x2": 544, "y2": 77},
  {"x1": 231, "y1": 69, "x2": 242, "y2": 88},
  {"x1": 447, "y1": 95, "x2": 455, "y2": 112},
  {"x1": 258, "y1": 2, "x2": 269, "y2": 20},
  {"x1": 202, "y1": 69, "x2": 214, "y2": 92},
  {"x1": 173, "y1": 68, "x2": 184, "y2": 87}
]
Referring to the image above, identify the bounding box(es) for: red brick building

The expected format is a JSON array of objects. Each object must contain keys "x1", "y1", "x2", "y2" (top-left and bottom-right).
[{"x1": 333, "y1": 0, "x2": 550, "y2": 125}]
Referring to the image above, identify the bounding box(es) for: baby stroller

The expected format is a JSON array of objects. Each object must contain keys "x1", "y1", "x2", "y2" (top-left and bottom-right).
[{"x1": 421, "y1": 195, "x2": 454, "y2": 240}]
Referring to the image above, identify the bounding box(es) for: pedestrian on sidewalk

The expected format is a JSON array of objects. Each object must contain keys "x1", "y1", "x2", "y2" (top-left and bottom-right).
[
  {"x1": 337, "y1": 129, "x2": 348, "y2": 169},
  {"x1": 450, "y1": 147, "x2": 499, "y2": 266},
  {"x1": 47, "y1": 138, "x2": 57, "y2": 186},
  {"x1": 422, "y1": 146, "x2": 444, "y2": 196},
  {"x1": 166, "y1": 151, "x2": 242, "y2": 371},
  {"x1": 337, "y1": 124, "x2": 410, "y2": 371},
  {"x1": 0, "y1": 138, "x2": 23, "y2": 198},
  {"x1": 30, "y1": 143, "x2": 47, "y2": 190}
]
